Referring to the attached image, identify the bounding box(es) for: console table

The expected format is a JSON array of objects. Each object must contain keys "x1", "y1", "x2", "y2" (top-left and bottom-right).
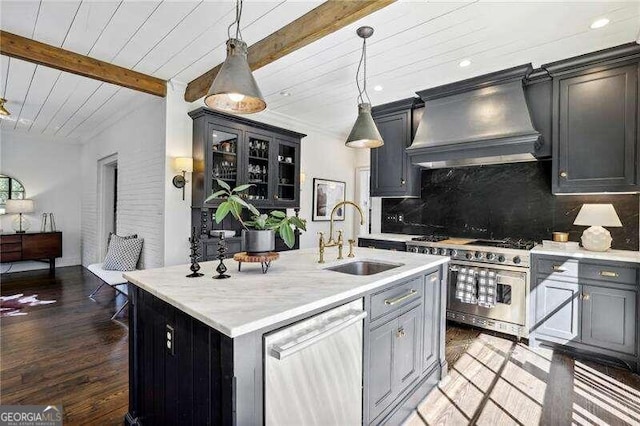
[{"x1": 0, "y1": 232, "x2": 62, "y2": 274}]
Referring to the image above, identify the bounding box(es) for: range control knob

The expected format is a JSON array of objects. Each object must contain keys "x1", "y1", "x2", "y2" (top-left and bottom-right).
[
  {"x1": 466, "y1": 252, "x2": 474, "y2": 260},
  {"x1": 421, "y1": 248, "x2": 429, "y2": 254},
  {"x1": 497, "y1": 255, "x2": 506, "y2": 262},
  {"x1": 486, "y1": 253, "x2": 496, "y2": 261},
  {"x1": 430, "y1": 248, "x2": 438, "y2": 255},
  {"x1": 439, "y1": 248, "x2": 448, "y2": 255},
  {"x1": 450, "y1": 249, "x2": 458, "y2": 257},
  {"x1": 475, "y1": 252, "x2": 484, "y2": 260},
  {"x1": 513, "y1": 256, "x2": 522, "y2": 265},
  {"x1": 410, "y1": 247, "x2": 419, "y2": 253}
]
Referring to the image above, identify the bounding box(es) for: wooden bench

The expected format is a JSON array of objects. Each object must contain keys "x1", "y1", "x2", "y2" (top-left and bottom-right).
[{"x1": 88, "y1": 263, "x2": 129, "y2": 320}]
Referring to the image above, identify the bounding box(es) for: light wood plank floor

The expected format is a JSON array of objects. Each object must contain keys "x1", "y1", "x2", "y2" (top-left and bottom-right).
[{"x1": 406, "y1": 326, "x2": 640, "y2": 426}]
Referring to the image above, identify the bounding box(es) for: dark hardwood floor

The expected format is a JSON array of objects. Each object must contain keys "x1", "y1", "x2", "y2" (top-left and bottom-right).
[
  {"x1": 1, "y1": 266, "x2": 128, "y2": 425},
  {"x1": 1, "y1": 266, "x2": 639, "y2": 425}
]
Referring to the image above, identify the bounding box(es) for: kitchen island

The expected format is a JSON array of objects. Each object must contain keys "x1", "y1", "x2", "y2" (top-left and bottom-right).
[{"x1": 123, "y1": 248, "x2": 449, "y2": 425}]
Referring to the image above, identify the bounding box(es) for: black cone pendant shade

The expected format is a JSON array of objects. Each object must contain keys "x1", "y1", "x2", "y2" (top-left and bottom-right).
[
  {"x1": 345, "y1": 103, "x2": 383, "y2": 148},
  {"x1": 204, "y1": 38, "x2": 266, "y2": 114}
]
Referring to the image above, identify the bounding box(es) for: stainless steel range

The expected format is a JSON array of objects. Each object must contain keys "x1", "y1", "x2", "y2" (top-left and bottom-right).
[{"x1": 407, "y1": 236, "x2": 535, "y2": 339}]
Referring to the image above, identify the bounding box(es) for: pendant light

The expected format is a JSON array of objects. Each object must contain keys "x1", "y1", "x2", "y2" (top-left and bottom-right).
[
  {"x1": 204, "y1": 0, "x2": 266, "y2": 114},
  {"x1": 345, "y1": 26, "x2": 383, "y2": 149},
  {"x1": 0, "y1": 98, "x2": 10, "y2": 116}
]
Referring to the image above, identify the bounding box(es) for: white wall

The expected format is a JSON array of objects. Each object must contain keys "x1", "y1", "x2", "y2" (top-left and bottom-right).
[
  {"x1": 80, "y1": 96, "x2": 166, "y2": 269},
  {"x1": 0, "y1": 131, "x2": 82, "y2": 272},
  {"x1": 164, "y1": 81, "x2": 193, "y2": 266}
]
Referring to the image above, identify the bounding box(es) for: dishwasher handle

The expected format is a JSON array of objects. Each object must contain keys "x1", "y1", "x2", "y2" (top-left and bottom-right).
[{"x1": 270, "y1": 310, "x2": 367, "y2": 360}]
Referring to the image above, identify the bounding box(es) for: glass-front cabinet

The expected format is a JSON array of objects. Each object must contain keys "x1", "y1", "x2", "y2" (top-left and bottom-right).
[{"x1": 190, "y1": 108, "x2": 304, "y2": 210}]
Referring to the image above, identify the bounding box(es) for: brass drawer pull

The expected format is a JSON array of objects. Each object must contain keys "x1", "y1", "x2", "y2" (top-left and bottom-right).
[
  {"x1": 581, "y1": 293, "x2": 591, "y2": 301},
  {"x1": 396, "y1": 327, "x2": 406, "y2": 338},
  {"x1": 385, "y1": 289, "x2": 418, "y2": 306},
  {"x1": 553, "y1": 265, "x2": 566, "y2": 272},
  {"x1": 600, "y1": 270, "x2": 619, "y2": 278}
]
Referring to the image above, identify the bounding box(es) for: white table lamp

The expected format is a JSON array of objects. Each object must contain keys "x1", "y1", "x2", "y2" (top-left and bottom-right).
[
  {"x1": 6, "y1": 199, "x2": 35, "y2": 233},
  {"x1": 573, "y1": 204, "x2": 622, "y2": 252}
]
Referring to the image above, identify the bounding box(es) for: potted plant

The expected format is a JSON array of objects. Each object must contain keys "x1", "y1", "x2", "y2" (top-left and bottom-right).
[{"x1": 205, "y1": 179, "x2": 306, "y2": 254}]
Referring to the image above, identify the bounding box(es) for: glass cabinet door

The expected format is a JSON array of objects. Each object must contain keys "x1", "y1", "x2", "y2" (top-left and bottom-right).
[
  {"x1": 206, "y1": 124, "x2": 242, "y2": 203},
  {"x1": 245, "y1": 131, "x2": 273, "y2": 205},
  {"x1": 272, "y1": 137, "x2": 300, "y2": 207}
]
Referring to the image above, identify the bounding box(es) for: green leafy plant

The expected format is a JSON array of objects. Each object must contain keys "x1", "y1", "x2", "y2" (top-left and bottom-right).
[{"x1": 205, "y1": 179, "x2": 306, "y2": 248}]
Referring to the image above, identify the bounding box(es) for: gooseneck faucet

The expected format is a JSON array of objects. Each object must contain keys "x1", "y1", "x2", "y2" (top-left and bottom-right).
[{"x1": 318, "y1": 201, "x2": 365, "y2": 263}]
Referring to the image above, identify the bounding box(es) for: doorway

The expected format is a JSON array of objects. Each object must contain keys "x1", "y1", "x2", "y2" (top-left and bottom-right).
[{"x1": 98, "y1": 154, "x2": 118, "y2": 260}]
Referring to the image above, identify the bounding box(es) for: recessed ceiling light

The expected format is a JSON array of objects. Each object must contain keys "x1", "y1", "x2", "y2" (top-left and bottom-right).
[
  {"x1": 459, "y1": 59, "x2": 471, "y2": 68},
  {"x1": 590, "y1": 18, "x2": 610, "y2": 29},
  {"x1": 279, "y1": 91, "x2": 291, "y2": 97},
  {"x1": 373, "y1": 85, "x2": 383, "y2": 92}
]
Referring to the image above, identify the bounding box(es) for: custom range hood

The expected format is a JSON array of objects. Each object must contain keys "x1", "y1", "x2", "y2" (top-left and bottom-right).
[{"x1": 408, "y1": 64, "x2": 542, "y2": 169}]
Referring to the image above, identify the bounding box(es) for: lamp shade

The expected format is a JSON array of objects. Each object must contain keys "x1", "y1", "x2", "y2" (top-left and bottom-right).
[
  {"x1": 5, "y1": 199, "x2": 34, "y2": 214},
  {"x1": 573, "y1": 204, "x2": 622, "y2": 227},
  {"x1": 204, "y1": 39, "x2": 266, "y2": 114},
  {"x1": 174, "y1": 157, "x2": 193, "y2": 173},
  {"x1": 345, "y1": 103, "x2": 384, "y2": 148}
]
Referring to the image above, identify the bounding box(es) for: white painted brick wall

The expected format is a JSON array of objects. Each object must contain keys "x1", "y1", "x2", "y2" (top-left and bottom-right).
[{"x1": 81, "y1": 97, "x2": 166, "y2": 269}]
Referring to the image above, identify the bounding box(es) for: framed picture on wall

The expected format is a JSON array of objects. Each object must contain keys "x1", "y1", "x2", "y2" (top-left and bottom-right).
[{"x1": 312, "y1": 178, "x2": 346, "y2": 221}]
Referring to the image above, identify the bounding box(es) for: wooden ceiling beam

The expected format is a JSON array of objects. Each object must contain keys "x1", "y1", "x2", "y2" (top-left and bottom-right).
[
  {"x1": 0, "y1": 30, "x2": 166, "y2": 97},
  {"x1": 184, "y1": 0, "x2": 395, "y2": 102}
]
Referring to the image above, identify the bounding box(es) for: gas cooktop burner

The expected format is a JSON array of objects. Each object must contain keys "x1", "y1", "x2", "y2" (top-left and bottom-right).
[
  {"x1": 411, "y1": 235, "x2": 449, "y2": 242},
  {"x1": 471, "y1": 238, "x2": 536, "y2": 250}
]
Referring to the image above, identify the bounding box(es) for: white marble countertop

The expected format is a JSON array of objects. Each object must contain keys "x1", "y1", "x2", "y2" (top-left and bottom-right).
[
  {"x1": 358, "y1": 233, "x2": 421, "y2": 242},
  {"x1": 531, "y1": 245, "x2": 640, "y2": 264},
  {"x1": 124, "y1": 248, "x2": 448, "y2": 338}
]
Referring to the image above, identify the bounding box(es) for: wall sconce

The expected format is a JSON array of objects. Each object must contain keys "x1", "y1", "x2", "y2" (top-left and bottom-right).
[{"x1": 172, "y1": 157, "x2": 194, "y2": 200}]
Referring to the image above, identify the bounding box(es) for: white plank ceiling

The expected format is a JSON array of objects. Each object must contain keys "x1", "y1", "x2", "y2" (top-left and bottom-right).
[{"x1": 0, "y1": 0, "x2": 639, "y2": 142}]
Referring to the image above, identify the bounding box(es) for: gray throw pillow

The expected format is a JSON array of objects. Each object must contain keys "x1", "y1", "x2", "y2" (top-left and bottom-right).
[{"x1": 103, "y1": 234, "x2": 144, "y2": 271}]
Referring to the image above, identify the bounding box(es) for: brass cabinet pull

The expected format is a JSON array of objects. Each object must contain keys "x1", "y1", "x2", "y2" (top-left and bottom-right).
[
  {"x1": 430, "y1": 276, "x2": 438, "y2": 282},
  {"x1": 560, "y1": 171, "x2": 568, "y2": 178},
  {"x1": 385, "y1": 289, "x2": 418, "y2": 306},
  {"x1": 401, "y1": 178, "x2": 406, "y2": 185},
  {"x1": 581, "y1": 293, "x2": 591, "y2": 301},
  {"x1": 396, "y1": 327, "x2": 406, "y2": 338},
  {"x1": 274, "y1": 195, "x2": 279, "y2": 200},
  {"x1": 553, "y1": 265, "x2": 566, "y2": 272},
  {"x1": 600, "y1": 270, "x2": 619, "y2": 278}
]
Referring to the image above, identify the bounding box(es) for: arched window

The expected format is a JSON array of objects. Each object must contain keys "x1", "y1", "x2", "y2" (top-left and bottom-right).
[{"x1": 0, "y1": 175, "x2": 26, "y2": 214}]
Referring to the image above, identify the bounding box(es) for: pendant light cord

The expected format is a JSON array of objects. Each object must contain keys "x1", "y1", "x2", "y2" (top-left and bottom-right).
[
  {"x1": 356, "y1": 37, "x2": 371, "y2": 105},
  {"x1": 228, "y1": 0, "x2": 244, "y2": 40}
]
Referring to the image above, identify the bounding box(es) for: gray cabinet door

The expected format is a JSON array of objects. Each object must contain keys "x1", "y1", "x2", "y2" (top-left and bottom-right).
[
  {"x1": 553, "y1": 63, "x2": 639, "y2": 193},
  {"x1": 534, "y1": 278, "x2": 581, "y2": 343},
  {"x1": 581, "y1": 285, "x2": 637, "y2": 355},
  {"x1": 422, "y1": 272, "x2": 440, "y2": 372},
  {"x1": 394, "y1": 305, "x2": 422, "y2": 393},
  {"x1": 368, "y1": 318, "x2": 397, "y2": 421},
  {"x1": 371, "y1": 111, "x2": 411, "y2": 197}
]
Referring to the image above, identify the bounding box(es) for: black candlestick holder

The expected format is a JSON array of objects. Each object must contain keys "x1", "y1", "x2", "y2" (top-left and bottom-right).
[
  {"x1": 187, "y1": 227, "x2": 204, "y2": 278},
  {"x1": 213, "y1": 233, "x2": 230, "y2": 279}
]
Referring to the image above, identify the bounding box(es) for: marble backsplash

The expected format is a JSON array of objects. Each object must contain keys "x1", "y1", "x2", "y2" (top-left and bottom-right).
[{"x1": 381, "y1": 160, "x2": 640, "y2": 251}]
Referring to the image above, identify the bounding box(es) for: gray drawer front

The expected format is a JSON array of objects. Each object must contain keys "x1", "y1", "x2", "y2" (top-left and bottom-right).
[
  {"x1": 370, "y1": 276, "x2": 423, "y2": 321},
  {"x1": 538, "y1": 257, "x2": 637, "y2": 285},
  {"x1": 579, "y1": 263, "x2": 637, "y2": 285},
  {"x1": 538, "y1": 258, "x2": 580, "y2": 277}
]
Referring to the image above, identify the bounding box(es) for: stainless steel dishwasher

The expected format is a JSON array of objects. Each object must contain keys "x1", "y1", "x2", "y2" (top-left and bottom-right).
[{"x1": 264, "y1": 299, "x2": 366, "y2": 425}]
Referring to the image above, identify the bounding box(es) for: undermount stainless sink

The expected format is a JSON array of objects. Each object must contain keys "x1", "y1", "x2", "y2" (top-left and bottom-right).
[{"x1": 324, "y1": 260, "x2": 403, "y2": 276}]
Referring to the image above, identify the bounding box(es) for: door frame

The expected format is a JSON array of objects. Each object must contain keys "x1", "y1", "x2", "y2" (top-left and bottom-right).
[{"x1": 97, "y1": 153, "x2": 118, "y2": 261}]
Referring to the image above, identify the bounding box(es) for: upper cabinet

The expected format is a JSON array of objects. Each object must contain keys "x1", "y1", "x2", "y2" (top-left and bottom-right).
[
  {"x1": 546, "y1": 44, "x2": 640, "y2": 194},
  {"x1": 370, "y1": 98, "x2": 422, "y2": 197},
  {"x1": 189, "y1": 108, "x2": 305, "y2": 209}
]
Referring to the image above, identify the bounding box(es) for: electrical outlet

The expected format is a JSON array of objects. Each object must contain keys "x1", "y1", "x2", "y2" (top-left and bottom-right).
[
  {"x1": 166, "y1": 324, "x2": 175, "y2": 356},
  {"x1": 398, "y1": 215, "x2": 404, "y2": 222}
]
